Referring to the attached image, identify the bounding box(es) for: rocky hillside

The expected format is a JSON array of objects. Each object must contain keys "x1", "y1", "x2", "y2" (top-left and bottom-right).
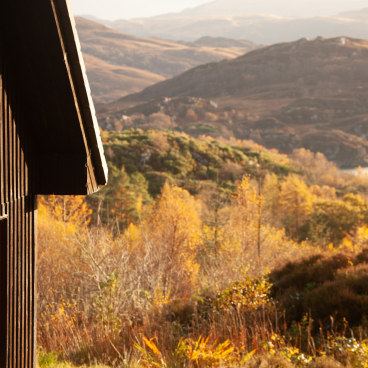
[
  {"x1": 76, "y1": 17, "x2": 256, "y2": 103},
  {"x1": 97, "y1": 37, "x2": 368, "y2": 168},
  {"x1": 109, "y1": 36, "x2": 368, "y2": 103}
]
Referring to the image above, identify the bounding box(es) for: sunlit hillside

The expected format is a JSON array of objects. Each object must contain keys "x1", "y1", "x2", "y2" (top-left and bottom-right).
[
  {"x1": 38, "y1": 130, "x2": 368, "y2": 367},
  {"x1": 36, "y1": 4, "x2": 368, "y2": 367}
]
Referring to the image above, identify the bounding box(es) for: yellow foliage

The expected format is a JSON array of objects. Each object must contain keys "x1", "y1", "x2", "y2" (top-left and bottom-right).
[
  {"x1": 39, "y1": 195, "x2": 92, "y2": 227},
  {"x1": 231, "y1": 176, "x2": 260, "y2": 250},
  {"x1": 340, "y1": 226, "x2": 368, "y2": 253},
  {"x1": 199, "y1": 176, "x2": 320, "y2": 284},
  {"x1": 136, "y1": 335, "x2": 255, "y2": 368},
  {"x1": 144, "y1": 182, "x2": 202, "y2": 294},
  {"x1": 310, "y1": 184, "x2": 336, "y2": 200},
  {"x1": 185, "y1": 336, "x2": 235, "y2": 366},
  {"x1": 124, "y1": 222, "x2": 140, "y2": 241},
  {"x1": 279, "y1": 174, "x2": 314, "y2": 235},
  {"x1": 263, "y1": 173, "x2": 280, "y2": 221},
  {"x1": 37, "y1": 202, "x2": 82, "y2": 312}
]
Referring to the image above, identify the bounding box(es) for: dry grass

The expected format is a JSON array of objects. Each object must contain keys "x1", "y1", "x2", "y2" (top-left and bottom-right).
[{"x1": 36, "y1": 182, "x2": 368, "y2": 367}]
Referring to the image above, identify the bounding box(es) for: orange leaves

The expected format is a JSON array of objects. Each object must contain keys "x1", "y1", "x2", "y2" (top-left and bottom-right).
[
  {"x1": 136, "y1": 334, "x2": 255, "y2": 367},
  {"x1": 135, "y1": 337, "x2": 167, "y2": 368},
  {"x1": 39, "y1": 195, "x2": 92, "y2": 227},
  {"x1": 185, "y1": 336, "x2": 235, "y2": 366}
]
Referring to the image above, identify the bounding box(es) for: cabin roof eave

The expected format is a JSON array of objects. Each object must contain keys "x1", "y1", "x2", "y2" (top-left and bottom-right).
[{"x1": 53, "y1": 0, "x2": 108, "y2": 190}]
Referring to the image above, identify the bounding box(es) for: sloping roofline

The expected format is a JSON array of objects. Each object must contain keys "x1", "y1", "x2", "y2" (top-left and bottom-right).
[
  {"x1": 0, "y1": 0, "x2": 108, "y2": 195},
  {"x1": 53, "y1": 0, "x2": 108, "y2": 188}
]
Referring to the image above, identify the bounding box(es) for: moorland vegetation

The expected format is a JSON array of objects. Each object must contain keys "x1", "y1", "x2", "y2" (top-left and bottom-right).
[{"x1": 37, "y1": 129, "x2": 368, "y2": 367}]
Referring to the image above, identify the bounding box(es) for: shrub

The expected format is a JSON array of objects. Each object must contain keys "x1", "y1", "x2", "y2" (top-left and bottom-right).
[{"x1": 270, "y1": 249, "x2": 368, "y2": 330}]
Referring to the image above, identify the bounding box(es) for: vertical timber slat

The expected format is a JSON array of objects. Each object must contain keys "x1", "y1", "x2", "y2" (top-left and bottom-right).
[
  {"x1": 0, "y1": 217, "x2": 9, "y2": 368},
  {"x1": 0, "y1": 38, "x2": 37, "y2": 368}
]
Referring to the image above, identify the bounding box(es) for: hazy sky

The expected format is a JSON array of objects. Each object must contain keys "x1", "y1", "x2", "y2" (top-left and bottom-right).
[
  {"x1": 70, "y1": 0, "x2": 366, "y2": 21},
  {"x1": 69, "y1": 0, "x2": 212, "y2": 20}
]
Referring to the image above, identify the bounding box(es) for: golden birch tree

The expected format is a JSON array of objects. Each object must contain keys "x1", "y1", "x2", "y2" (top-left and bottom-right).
[
  {"x1": 144, "y1": 182, "x2": 201, "y2": 297},
  {"x1": 279, "y1": 174, "x2": 313, "y2": 238}
]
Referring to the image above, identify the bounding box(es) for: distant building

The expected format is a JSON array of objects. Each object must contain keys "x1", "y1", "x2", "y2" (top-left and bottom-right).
[{"x1": 0, "y1": 1, "x2": 108, "y2": 367}]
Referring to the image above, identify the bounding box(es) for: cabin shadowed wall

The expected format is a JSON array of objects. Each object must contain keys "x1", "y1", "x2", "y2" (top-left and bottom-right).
[{"x1": 0, "y1": 44, "x2": 37, "y2": 368}]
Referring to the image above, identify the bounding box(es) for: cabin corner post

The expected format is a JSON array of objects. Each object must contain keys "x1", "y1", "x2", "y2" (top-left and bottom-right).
[
  {"x1": 0, "y1": 39, "x2": 39, "y2": 366},
  {"x1": 0, "y1": 216, "x2": 9, "y2": 368},
  {"x1": 32, "y1": 195, "x2": 38, "y2": 368}
]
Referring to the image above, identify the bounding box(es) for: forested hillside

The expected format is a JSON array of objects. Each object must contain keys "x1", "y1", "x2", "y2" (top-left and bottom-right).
[
  {"x1": 82, "y1": 129, "x2": 368, "y2": 244},
  {"x1": 37, "y1": 130, "x2": 368, "y2": 367}
]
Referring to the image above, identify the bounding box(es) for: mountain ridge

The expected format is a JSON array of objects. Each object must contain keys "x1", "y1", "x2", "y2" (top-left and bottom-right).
[
  {"x1": 81, "y1": 7, "x2": 368, "y2": 44},
  {"x1": 76, "y1": 17, "x2": 257, "y2": 103},
  {"x1": 172, "y1": 0, "x2": 367, "y2": 18},
  {"x1": 96, "y1": 36, "x2": 368, "y2": 168},
  {"x1": 108, "y1": 36, "x2": 368, "y2": 104}
]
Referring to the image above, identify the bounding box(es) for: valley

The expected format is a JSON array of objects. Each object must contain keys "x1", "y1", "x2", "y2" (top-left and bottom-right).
[{"x1": 76, "y1": 17, "x2": 256, "y2": 103}]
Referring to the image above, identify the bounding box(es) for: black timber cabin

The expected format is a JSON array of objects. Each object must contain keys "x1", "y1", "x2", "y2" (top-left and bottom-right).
[{"x1": 0, "y1": 1, "x2": 108, "y2": 367}]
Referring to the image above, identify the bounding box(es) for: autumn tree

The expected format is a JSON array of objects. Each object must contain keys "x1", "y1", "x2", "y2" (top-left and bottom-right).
[
  {"x1": 89, "y1": 162, "x2": 152, "y2": 230},
  {"x1": 228, "y1": 177, "x2": 261, "y2": 256},
  {"x1": 144, "y1": 182, "x2": 201, "y2": 297},
  {"x1": 262, "y1": 173, "x2": 281, "y2": 225},
  {"x1": 279, "y1": 174, "x2": 314, "y2": 238},
  {"x1": 302, "y1": 193, "x2": 368, "y2": 246},
  {"x1": 39, "y1": 195, "x2": 92, "y2": 227},
  {"x1": 201, "y1": 187, "x2": 229, "y2": 264},
  {"x1": 110, "y1": 171, "x2": 137, "y2": 231},
  {"x1": 185, "y1": 108, "x2": 198, "y2": 122},
  {"x1": 290, "y1": 148, "x2": 338, "y2": 186},
  {"x1": 310, "y1": 184, "x2": 336, "y2": 200}
]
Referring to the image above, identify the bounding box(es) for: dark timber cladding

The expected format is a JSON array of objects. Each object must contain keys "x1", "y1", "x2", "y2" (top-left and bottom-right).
[
  {"x1": 0, "y1": 47, "x2": 37, "y2": 368},
  {"x1": 0, "y1": 0, "x2": 108, "y2": 367}
]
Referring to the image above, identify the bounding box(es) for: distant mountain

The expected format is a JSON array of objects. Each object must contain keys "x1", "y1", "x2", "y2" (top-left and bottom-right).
[
  {"x1": 81, "y1": 53, "x2": 165, "y2": 104},
  {"x1": 84, "y1": 7, "x2": 368, "y2": 44},
  {"x1": 338, "y1": 7, "x2": 368, "y2": 20},
  {"x1": 79, "y1": 14, "x2": 112, "y2": 24},
  {"x1": 97, "y1": 37, "x2": 368, "y2": 168},
  {"x1": 106, "y1": 36, "x2": 368, "y2": 104},
  {"x1": 173, "y1": 0, "x2": 368, "y2": 18},
  {"x1": 180, "y1": 36, "x2": 256, "y2": 48},
  {"x1": 76, "y1": 17, "x2": 256, "y2": 103}
]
